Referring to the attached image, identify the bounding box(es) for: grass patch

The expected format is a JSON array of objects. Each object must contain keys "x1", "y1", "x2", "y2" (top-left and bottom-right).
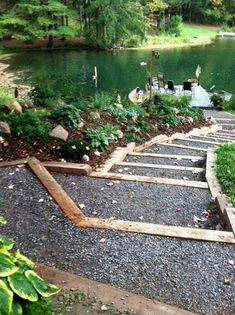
[
  {"x1": 226, "y1": 110, "x2": 235, "y2": 117},
  {"x1": 216, "y1": 143, "x2": 235, "y2": 206},
  {"x1": 141, "y1": 23, "x2": 219, "y2": 49}
]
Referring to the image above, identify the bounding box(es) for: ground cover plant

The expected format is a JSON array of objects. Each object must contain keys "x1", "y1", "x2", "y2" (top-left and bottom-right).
[
  {"x1": 0, "y1": 216, "x2": 60, "y2": 314},
  {"x1": 216, "y1": 144, "x2": 235, "y2": 206}
]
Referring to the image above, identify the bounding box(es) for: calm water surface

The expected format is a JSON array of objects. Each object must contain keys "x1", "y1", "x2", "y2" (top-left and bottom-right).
[{"x1": 5, "y1": 38, "x2": 235, "y2": 97}]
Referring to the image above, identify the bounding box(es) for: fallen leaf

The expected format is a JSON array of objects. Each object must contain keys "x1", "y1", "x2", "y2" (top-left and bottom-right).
[
  {"x1": 228, "y1": 260, "x2": 234, "y2": 265},
  {"x1": 79, "y1": 204, "x2": 85, "y2": 209},
  {"x1": 38, "y1": 199, "x2": 44, "y2": 203},
  {"x1": 8, "y1": 185, "x2": 14, "y2": 189},
  {"x1": 224, "y1": 278, "x2": 231, "y2": 285},
  {"x1": 71, "y1": 182, "x2": 76, "y2": 185},
  {"x1": 182, "y1": 176, "x2": 189, "y2": 180},
  {"x1": 112, "y1": 200, "x2": 117, "y2": 204},
  {"x1": 9, "y1": 172, "x2": 15, "y2": 176},
  {"x1": 138, "y1": 216, "x2": 144, "y2": 220},
  {"x1": 99, "y1": 238, "x2": 106, "y2": 243},
  {"x1": 173, "y1": 161, "x2": 178, "y2": 165}
]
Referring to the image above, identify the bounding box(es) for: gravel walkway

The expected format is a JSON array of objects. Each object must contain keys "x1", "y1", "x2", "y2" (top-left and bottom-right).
[
  {"x1": 0, "y1": 166, "x2": 234, "y2": 315},
  {"x1": 171, "y1": 139, "x2": 217, "y2": 149},
  {"x1": 189, "y1": 136, "x2": 228, "y2": 143},
  {"x1": 144, "y1": 145, "x2": 207, "y2": 157},
  {"x1": 125, "y1": 155, "x2": 206, "y2": 167},
  {"x1": 203, "y1": 110, "x2": 235, "y2": 119},
  {"x1": 113, "y1": 165, "x2": 205, "y2": 181}
]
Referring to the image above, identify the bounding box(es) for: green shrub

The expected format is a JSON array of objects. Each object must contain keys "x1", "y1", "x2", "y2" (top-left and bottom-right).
[
  {"x1": 134, "y1": 120, "x2": 152, "y2": 133},
  {"x1": 53, "y1": 105, "x2": 81, "y2": 128},
  {"x1": 124, "y1": 132, "x2": 141, "y2": 143},
  {"x1": 179, "y1": 106, "x2": 203, "y2": 119},
  {"x1": 0, "y1": 86, "x2": 14, "y2": 107},
  {"x1": 164, "y1": 15, "x2": 182, "y2": 37},
  {"x1": 90, "y1": 92, "x2": 114, "y2": 111},
  {"x1": 0, "y1": 217, "x2": 60, "y2": 315},
  {"x1": 23, "y1": 297, "x2": 64, "y2": 315},
  {"x1": 60, "y1": 140, "x2": 90, "y2": 159},
  {"x1": 7, "y1": 110, "x2": 51, "y2": 141},
  {"x1": 30, "y1": 83, "x2": 57, "y2": 107},
  {"x1": 154, "y1": 102, "x2": 180, "y2": 127},
  {"x1": 85, "y1": 124, "x2": 119, "y2": 150},
  {"x1": 216, "y1": 144, "x2": 235, "y2": 205},
  {"x1": 222, "y1": 96, "x2": 235, "y2": 111},
  {"x1": 71, "y1": 100, "x2": 88, "y2": 112}
]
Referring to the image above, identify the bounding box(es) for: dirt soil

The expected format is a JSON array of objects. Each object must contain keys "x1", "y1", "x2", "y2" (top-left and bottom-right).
[{"x1": 0, "y1": 115, "x2": 210, "y2": 169}]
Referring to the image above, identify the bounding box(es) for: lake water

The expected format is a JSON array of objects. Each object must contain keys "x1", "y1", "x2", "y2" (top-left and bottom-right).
[{"x1": 5, "y1": 38, "x2": 235, "y2": 98}]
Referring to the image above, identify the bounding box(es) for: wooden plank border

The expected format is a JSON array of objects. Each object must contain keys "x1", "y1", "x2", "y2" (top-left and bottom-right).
[
  {"x1": 78, "y1": 217, "x2": 235, "y2": 244},
  {"x1": 0, "y1": 158, "x2": 29, "y2": 168},
  {"x1": 42, "y1": 161, "x2": 92, "y2": 176},
  {"x1": 97, "y1": 142, "x2": 136, "y2": 173},
  {"x1": 28, "y1": 157, "x2": 85, "y2": 224},
  {"x1": 90, "y1": 171, "x2": 208, "y2": 189},
  {"x1": 205, "y1": 148, "x2": 222, "y2": 198}
]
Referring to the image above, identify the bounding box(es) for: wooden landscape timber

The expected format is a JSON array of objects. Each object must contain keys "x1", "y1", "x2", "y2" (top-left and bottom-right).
[
  {"x1": 0, "y1": 158, "x2": 29, "y2": 167},
  {"x1": 97, "y1": 142, "x2": 135, "y2": 173},
  {"x1": 224, "y1": 207, "x2": 235, "y2": 236},
  {"x1": 130, "y1": 152, "x2": 204, "y2": 160},
  {"x1": 135, "y1": 124, "x2": 221, "y2": 152},
  {"x1": 159, "y1": 143, "x2": 208, "y2": 152},
  {"x1": 42, "y1": 161, "x2": 92, "y2": 176},
  {"x1": 27, "y1": 157, "x2": 85, "y2": 224},
  {"x1": 78, "y1": 217, "x2": 235, "y2": 244},
  {"x1": 117, "y1": 161, "x2": 204, "y2": 172},
  {"x1": 90, "y1": 171, "x2": 208, "y2": 189},
  {"x1": 205, "y1": 148, "x2": 222, "y2": 198}
]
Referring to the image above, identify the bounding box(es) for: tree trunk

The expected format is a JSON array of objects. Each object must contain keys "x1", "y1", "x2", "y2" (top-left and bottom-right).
[{"x1": 47, "y1": 34, "x2": 54, "y2": 49}]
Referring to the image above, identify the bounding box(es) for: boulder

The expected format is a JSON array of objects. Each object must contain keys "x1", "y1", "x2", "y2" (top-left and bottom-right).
[
  {"x1": 49, "y1": 125, "x2": 68, "y2": 142},
  {"x1": 5, "y1": 100, "x2": 22, "y2": 113},
  {"x1": 77, "y1": 121, "x2": 85, "y2": 129},
  {"x1": 90, "y1": 111, "x2": 100, "y2": 120},
  {"x1": 0, "y1": 121, "x2": 11, "y2": 134}
]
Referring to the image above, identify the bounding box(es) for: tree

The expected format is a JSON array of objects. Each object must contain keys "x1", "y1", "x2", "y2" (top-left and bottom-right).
[{"x1": 0, "y1": 0, "x2": 78, "y2": 47}]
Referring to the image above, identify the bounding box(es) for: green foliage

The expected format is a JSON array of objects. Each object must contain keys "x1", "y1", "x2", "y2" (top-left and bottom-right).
[
  {"x1": 85, "y1": 124, "x2": 119, "y2": 150},
  {"x1": 222, "y1": 96, "x2": 235, "y2": 111},
  {"x1": 53, "y1": 105, "x2": 81, "y2": 128},
  {"x1": 23, "y1": 297, "x2": 64, "y2": 315},
  {"x1": 30, "y1": 83, "x2": 57, "y2": 107},
  {"x1": 6, "y1": 110, "x2": 51, "y2": 141},
  {"x1": 179, "y1": 106, "x2": 203, "y2": 119},
  {"x1": 0, "y1": 218, "x2": 60, "y2": 314},
  {"x1": 164, "y1": 15, "x2": 182, "y2": 37},
  {"x1": 124, "y1": 132, "x2": 141, "y2": 144},
  {"x1": 210, "y1": 93, "x2": 225, "y2": 107},
  {"x1": 71, "y1": 100, "x2": 88, "y2": 112},
  {"x1": 60, "y1": 140, "x2": 90, "y2": 160},
  {"x1": 134, "y1": 120, "x2": 152, "y2": 133},
  {"x1": 216, "y1": 144, "x2": 235, "y2": 206},
  {"x1": 0, "y1": 86, "x2": 14, "y2": 107},
  {"x1": 90, "y1": 92, "x2": 115, "y2": 111}
]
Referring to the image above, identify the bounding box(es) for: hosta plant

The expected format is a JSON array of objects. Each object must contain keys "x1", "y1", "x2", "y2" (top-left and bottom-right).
[{"x1": 0, "y1": 216, "x2": 60, "y2": 314}]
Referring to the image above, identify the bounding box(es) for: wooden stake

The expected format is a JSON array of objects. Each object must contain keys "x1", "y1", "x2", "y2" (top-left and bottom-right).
[{"x1": 42, "y1": 161, "x2": 92, "y2": 176}]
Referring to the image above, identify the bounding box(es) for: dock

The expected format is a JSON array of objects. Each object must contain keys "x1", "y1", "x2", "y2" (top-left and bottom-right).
[{"x1": 217, "y1": 32, "x2": 235, "y2": 38}]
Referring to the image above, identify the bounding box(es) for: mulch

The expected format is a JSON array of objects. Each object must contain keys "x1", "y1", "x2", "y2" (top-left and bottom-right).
[{"x1": 0, "y1": 112, "x2": 210, "y2": 169}]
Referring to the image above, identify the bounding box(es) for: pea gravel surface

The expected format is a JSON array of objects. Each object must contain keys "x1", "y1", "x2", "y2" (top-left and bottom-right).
[
  {"x1": 0, "y1": 165, "x2": 234, "y2": 315},
  {"x1": 125, "y1": 155, "x2": 206, "y2": 168},
  {"x1": 144, "y1": 145, "x2": 207, "y2": 157}
]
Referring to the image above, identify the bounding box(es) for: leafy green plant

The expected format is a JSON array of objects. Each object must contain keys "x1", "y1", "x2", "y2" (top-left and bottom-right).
[
  {"x1": 0, "y1": 217, "x2": 60, "y2": 314},
  {"x1": 60, "y1": 140, "x2": 90, "y2": 160},
  {"x1": 134, "y1": 120, "x2": 152, "y2": 133},
  {"x1": 124, "y1": 132, "x2": 141, "y2": 143},
  {"x1": 222, "y1": 96, "x2": 235, "y2": 111},
  {"x1": 23, "y1": 297, "x2": 64, "y2": 315},
  {"x1": 154, "y1": 103, "x2": 180, "y2": 127},
  {"x1": 90, "y1": 92, "x2": 114, "y2": 110},
  {"x1": 0, "y1": 86, "x2": 14, "y2": 107},
  {"x1": 53, "y1": 105, "x2": 81, "y2": 128},
  {"x1": 216, "y1": 144, "x2": 235, "y2": 206},
  {"x1": 179, "y1": 106, "x2": 203, "y2": 119},
  {"x1": 210, "y1": 93, "x2": 225, "y2": 107},
  {"x1": 85, "y1": 124, "x2": 119, "y2": 150},
  {"x1": 7, "y1": 110, "x2": 51, "y2": 141},
  {"x1": 71, "y1": 100, "x2": 88, "y2": 112},
  {"x1": 30, "y1": 83, "x2": 57, "y2": 107}
]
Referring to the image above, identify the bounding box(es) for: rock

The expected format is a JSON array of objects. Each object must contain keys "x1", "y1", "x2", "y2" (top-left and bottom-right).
[
  {"x1": 49, "y1": 125, "x2": 68, "y2": 141},
  {"x1": 115, "y1": 103, "x2": 123, "y2": 109},
  {"x1": 90, "y1": 111, "x2": 100, "y2": 120},
  {"x1": 77, "y1": 121, "x2": 85, "y2": 129},
  {"x1": 6, "y1": 100, "x2": 22, "y2": 113},
  {"x1": 0, "y1": 121, "x2": 11, "y2": 134},
  {"x1": 81, "y1": 154, "x2": 90, "y2": 163},
  {"x1": 187, "y1": 117, "x2": 194, "y2": 124},
  {"x1": 117, "y1": 130, "x2": 123, "y2": 139}
]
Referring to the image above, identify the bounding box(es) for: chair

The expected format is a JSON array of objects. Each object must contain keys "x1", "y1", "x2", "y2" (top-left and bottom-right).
[
  {"x1": 183, "y1": 81, "x2": 192, "y2": 93},
  {"x1": 167, "y1": 80, "x2": 175, "y2": 93},
  {"x1": 157, "y1": 73, "x2": 165, "y2": 91}
]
